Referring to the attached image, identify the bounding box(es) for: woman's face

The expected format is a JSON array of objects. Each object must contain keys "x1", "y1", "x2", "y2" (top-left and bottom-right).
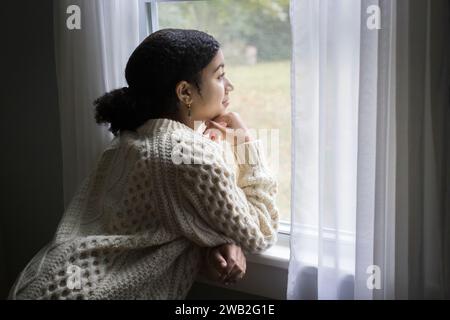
[{"x1": 177, "y1": 49, "x2": 234, "y2": 122}]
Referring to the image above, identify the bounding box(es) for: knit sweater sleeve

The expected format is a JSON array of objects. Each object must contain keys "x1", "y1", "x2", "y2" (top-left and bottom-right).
[{"x1": 173, "y1": 136, "x2": 279, "y2": 255}]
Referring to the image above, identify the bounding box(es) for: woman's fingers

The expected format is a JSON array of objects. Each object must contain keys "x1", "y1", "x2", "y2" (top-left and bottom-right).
[
  {"x1": 221, "y1": 246, "x2": 246, "y2": 284},
  {"x1": 205, "y1": 120, "x2": 228, "y2": 136},
  {"x1": 205, "y1": 249, "x2": 228, "y2": 282},
  {"x1": 214, "y1": 121, "x2": 228, "y2": 127},
  {"x1": 217, "y1": 245, "x2": 237, "y2": 282},
  {"x1": 224, "y1": 267, "x2": 245, "y2": 284},
  {"x1": 225, "y1": 247, "x2": 246, "y2": 284},
  {"x1": 203, "y1": 128, "x2": 223, "y2": 142},
  {"x1": 205, "y1": 119, "x2": 252, "y2": 146},
  {"x1": 211, "y1": 250, "x2": 228, "y2": 272},
  {"x1": 223, "y1": 256, "x2": 245, "y2": 284},
  {"x1": 204, "y1": 120, "x2": 227, "y2": 142},
  {"x1": 220, "y1": 257, "x2": 236, "y2": 282},
  {"x1": 209, "y1": 244, "x2": 247, "y2": 285},
  {"x1": 211, "y1": 113, "x2": 231, "y2": 126}
]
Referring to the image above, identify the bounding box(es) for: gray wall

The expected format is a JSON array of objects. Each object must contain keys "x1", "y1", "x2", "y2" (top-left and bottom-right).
[{"x1": 0, "y1": 0, "x2": 64, "y2": 299}]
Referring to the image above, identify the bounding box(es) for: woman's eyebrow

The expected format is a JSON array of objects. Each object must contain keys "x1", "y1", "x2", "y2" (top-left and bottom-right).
[{"x1": 213, "y1": 63, "x2": 225, "y2": 73}]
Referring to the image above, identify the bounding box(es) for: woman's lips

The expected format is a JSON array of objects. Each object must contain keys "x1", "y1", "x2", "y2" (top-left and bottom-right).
[{"x1": 222, "y1": 100, "x2": 230, "y2": 107}]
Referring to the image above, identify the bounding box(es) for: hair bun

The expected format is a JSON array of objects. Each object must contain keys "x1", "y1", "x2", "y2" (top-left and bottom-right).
[{"x1": 93, "y1": 86, "x2": 139, "y2": 136}]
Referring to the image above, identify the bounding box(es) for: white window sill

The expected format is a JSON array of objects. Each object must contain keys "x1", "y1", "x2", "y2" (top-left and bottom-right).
[{"x1": 195, "y1": 227, "x2": 290, "y2": 300}]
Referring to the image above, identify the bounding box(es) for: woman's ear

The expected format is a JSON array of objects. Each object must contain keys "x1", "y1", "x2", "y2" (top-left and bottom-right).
[{"x1": 175, "y1": 80, "x2": 192, "y2": 104}]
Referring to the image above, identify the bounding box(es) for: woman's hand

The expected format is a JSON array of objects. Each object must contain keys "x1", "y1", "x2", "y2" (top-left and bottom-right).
[
  {"x1": 203, "y1": 121, "x2": 227, "y2": 142},
  {"x1": 203, "y1": 112, "x2": 253, "y2": 145},
  {"x1": 202, "y1": 243, "x2": 247, "y2": 285}
]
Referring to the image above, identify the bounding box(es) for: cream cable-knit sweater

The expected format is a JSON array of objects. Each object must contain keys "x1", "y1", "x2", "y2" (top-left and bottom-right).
[{"x1": 9, "y1": 118, "x2": 279, "y2": 300}]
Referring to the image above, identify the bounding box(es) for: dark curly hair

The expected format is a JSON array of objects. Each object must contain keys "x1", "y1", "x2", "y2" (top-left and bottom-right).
[{"x1": 94, "y1": 28, "x2": 221, "y2": 136}]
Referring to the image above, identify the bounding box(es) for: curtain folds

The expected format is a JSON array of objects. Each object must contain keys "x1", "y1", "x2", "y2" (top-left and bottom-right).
[
  {"x1": 53, "y1": 0, "x2": 141, "y2": 207},
  {"x1": 288, "y1": 0, "x2": 450, "y2": 299}
]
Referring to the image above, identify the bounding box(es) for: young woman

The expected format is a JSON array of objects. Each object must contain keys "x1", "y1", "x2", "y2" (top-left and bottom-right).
[{"x1": 9, "y1": 28, "x2": 279, "y2": 300}]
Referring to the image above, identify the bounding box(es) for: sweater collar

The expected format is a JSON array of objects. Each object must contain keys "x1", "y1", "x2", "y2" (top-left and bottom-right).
[{"x1": 136, "y1": 118, "x2": 207, "y2": 136}]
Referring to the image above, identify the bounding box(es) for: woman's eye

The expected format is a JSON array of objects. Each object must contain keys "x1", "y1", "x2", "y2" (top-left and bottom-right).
[{"x1": 219, "y1": 73, "x2": 226, "y2": 79}]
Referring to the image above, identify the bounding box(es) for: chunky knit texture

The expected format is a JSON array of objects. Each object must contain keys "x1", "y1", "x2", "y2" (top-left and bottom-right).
[{"x1": 9, "y1": 118, "x2": 279, "y2": 300}]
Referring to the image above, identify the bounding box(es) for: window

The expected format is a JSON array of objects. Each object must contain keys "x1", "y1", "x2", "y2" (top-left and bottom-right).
[{"x1": 141, "y1": 0, "x2": 292, "y2": 228}]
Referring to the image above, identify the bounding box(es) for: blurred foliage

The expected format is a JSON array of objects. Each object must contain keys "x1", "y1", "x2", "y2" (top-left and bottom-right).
[{"x1": 157, "y1": 0, "x2": 291, "y2": 65}]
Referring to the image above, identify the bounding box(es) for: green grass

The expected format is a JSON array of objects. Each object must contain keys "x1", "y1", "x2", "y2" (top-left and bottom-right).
[{"x1": 226, "y1": 60, "x2": 291, "y2": 223}]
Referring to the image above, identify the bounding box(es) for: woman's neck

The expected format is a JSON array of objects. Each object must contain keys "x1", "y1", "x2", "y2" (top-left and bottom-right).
[{"x1": 159, "y1": 111, "x2": 196, "y2": 131}]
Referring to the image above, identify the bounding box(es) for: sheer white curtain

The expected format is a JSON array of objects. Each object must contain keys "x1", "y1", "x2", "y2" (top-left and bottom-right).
[
  {"x1": 53, "y1": 0, "x2": 141, "y2": 207},
  {"x1": 287, "y1": 0, "x2": 450, "y2": 300},
  {"x1": 287, "y1": 0, "x2": 363, "y2": 300}
]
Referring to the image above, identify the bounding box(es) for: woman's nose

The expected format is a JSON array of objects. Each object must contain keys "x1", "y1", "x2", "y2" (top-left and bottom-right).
[{"x1": 225, "y1": 77, "x2": 234, "y2": 92}]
